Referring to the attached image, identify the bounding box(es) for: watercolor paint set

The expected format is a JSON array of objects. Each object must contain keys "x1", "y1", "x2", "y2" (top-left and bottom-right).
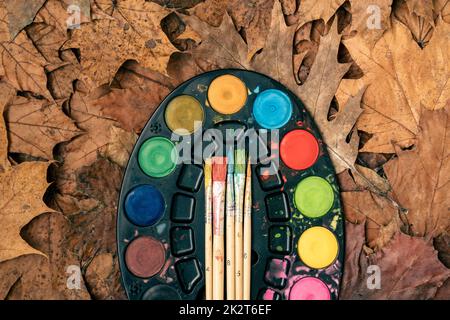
[{"x1": 117, "y1": 69, "x2": 344, "y2": 300}]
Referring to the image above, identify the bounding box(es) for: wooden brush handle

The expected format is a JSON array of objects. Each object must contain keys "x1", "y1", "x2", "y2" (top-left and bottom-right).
[
  {"x1": 235, "y1": 218, "x2": 243, "y2": 299},
  {"x1": 243, "y1": 214, "x2": 251, "y2": 300},
  {"x1": 213, "y1": 234, "x2": 224, "y2": 300},
  {"x1": 205, "y1": 222, "x2": 213, "y2": 300},
  {"x1": 226, "y1": 214, "x2": 235, "y2": 300}
]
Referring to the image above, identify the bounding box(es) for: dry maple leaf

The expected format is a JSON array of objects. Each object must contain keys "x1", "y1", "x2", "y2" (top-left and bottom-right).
[
  {"x1": 0, "y1": 82, "x2": 56, "y2": 263},
  {"x1": 4, "y1": 96, "x2": 81, "y2": 160},
  {"x1": 64, "y1": 0, "x2": 177, "y2": 89},
  {"x1": 383, "y1": 106, "x2": 450, "y2": 238},
  {"x1": 0, "y1": 31, "x2": 52, "y2": 100},
  {"x1": 2, "y1": 0, "x2": 46, "y2": 41},
  {"x1": 342, "y1": 18, "x2": 450, "y2": 153},
  {"x1": 341, "y1": 231, "x2": 450, "y2": 299}
]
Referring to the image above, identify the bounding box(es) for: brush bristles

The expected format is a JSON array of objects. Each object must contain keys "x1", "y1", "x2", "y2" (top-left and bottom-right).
[
  {"x1": 212, "y1": 157, "x2": 227, "y2": 181},
  {"x1": 234, "y1": 149, "x2": 246, "y2": 174}
]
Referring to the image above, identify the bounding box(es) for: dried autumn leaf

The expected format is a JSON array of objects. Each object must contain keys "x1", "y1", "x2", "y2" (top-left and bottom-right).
[
  {"x1": 341, "y1": 232, "x2": 450, "y2": 299},
  {"x1": 0, "y1": 213, "x2": 91, "y2": 299},
  {"x1": 0, "y1": 81, "x2": 15, "y2": 171},
  {"x1": 3, "y1": 0, "x2": 46, "y2": 40},
  {"x1": 294, "y1": 0, "x2": 346, "y2": 26},
  {"x1": 228, "y1": 0, "x2": 275, "y2": 58},
  {"x1": 343, "y1": 18, "x2": 450, "y2": 153},
  {"x1": 26, "y1": 22, "x2": 67, "y2": 69},
  {"x1": 190, "y1": 0, "x2": 227, "y2": 26},
  {"x1": 384, "y1": 106, "x2": 450, "y2": 238},
  {"x1": 35, "y1": 0, "x2": 91, "y2": 34},
  {"x1": 58, "y1": 82, "x2": 137, "y2": 195},
  {"x1": 0, "y1": 84, "x2": 56, "y2": 262},
  {"x1": 349, "y1": 0, "x2": 392, "y2": 48},
  {"x1": 340, "y1": 220, "x2": 366, "y2": 297},
  {"x1": 252, "y1": 1, "x2": 297, "y2": 90},
  {"x1": 183, "y1": 12, "x2": 250, "y2": 69},
  {"x1": 342, "y1": 191, "x2": 399, "y2": 250},
  {"x1": 5, "y1": 96, "x2": 80, "y2": 160},
  {"x1": 64, "y1": 0, "x2": 177, "y2": 89},
  {"x1": 294, "y1": 20, "x2": 363, "y2": 174},
  {"x1": 0, "y1": 31, "x2": 52, "y2": 100},
  {"x1": 92, "y1": 85, "x2": 170, "y2": 133}
]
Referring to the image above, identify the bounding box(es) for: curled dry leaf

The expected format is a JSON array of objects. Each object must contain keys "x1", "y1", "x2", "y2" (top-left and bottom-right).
[
  {"x1": 5, "y1": 96, "x2": 80, "y2": 160},
  {"x1": 342, "y1": 18, "x2": 450, "y2": 153},
  {"x1": 64, "y1": 0, "x2": 177, "y2": 89},
  {"x1": 384, "y1": 106, "x2": 450, "y2": 238}
]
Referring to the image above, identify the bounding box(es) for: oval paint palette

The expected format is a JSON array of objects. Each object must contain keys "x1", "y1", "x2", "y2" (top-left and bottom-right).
[{"x1": 117, "y1": 69, "x2": 344, "y2": 300}]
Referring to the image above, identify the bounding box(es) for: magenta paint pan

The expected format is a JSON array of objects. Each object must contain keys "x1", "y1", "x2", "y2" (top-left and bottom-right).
[{"x1": 117, "y1": 69, "x2": 344, "y2": 300}]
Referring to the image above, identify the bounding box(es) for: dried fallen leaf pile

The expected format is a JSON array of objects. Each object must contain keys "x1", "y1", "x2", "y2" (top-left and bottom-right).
[{"x1": 0, "y1": 0, "x2": 448, "y2": 299}]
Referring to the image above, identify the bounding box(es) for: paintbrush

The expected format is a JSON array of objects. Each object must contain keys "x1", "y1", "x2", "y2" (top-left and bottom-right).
[
  {"x1": 204, "y1": 158, "x2": 213, "y2": 300},
  {"x1": 234, "y1": 149, "x2": 246, "y2": 300},
  {"x1": 225, "y1": 148, "x2": 235, "y2": 300},
  {"x1": 243, "y1": 158, "x2": 252, "y2": 300},
  {"x1": 212, "y1": 156, "x2": 227, "y2": 300}
]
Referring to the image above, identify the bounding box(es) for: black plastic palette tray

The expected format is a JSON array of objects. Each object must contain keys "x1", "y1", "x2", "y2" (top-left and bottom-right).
[{"x1": 117, "y1": 69, "x2": 344, "y2": 300}]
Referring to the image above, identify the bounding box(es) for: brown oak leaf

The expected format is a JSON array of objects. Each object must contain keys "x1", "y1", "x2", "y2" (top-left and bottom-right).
[
  {"x1": 186, "y1": 2, "x2": 364, "y2": 174},
  {"x1": 4, "y1": 96, "x2": 80, "y2": 160},
  {"x1": 384, "y1": 105, "x2": 450, "y2": 238},
  {"x1": 64, "y1": 0, "x2": 177, "y2": 89}
]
